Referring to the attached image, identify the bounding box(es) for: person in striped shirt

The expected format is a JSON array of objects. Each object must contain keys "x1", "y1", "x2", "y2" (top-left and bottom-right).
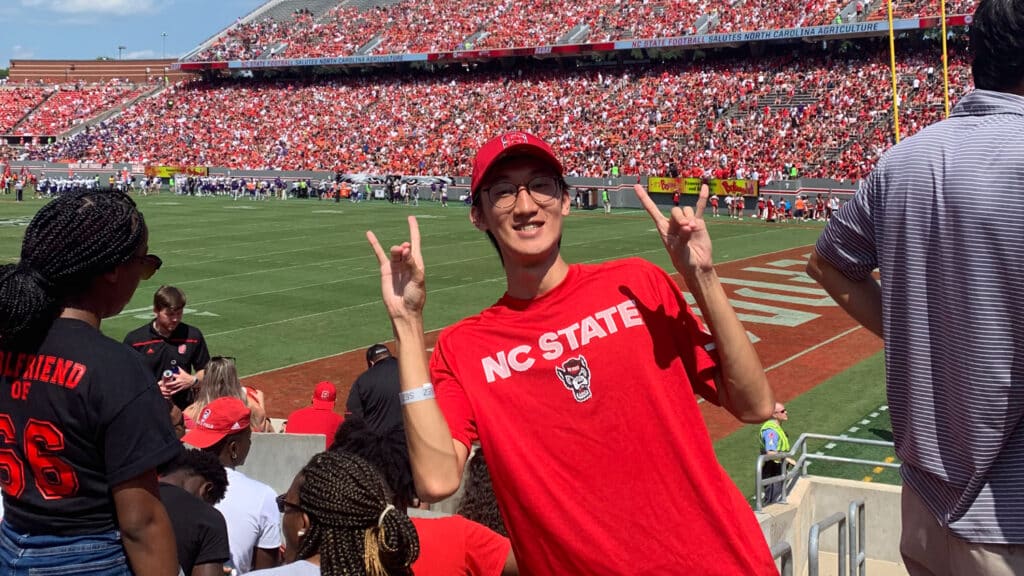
[{"x1": 807, "y1": 1, "x2": 1024, "y2": 573}]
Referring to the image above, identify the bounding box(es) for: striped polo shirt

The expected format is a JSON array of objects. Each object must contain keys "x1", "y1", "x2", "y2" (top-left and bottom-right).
[{"x1": 815, "y1": 89, "x2": 1024, "y2": 544}]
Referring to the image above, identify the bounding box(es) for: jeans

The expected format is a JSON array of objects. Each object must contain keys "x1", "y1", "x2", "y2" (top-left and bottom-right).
[{"x1": 0, "y1": 522, "x2": 130, "y2": 575}]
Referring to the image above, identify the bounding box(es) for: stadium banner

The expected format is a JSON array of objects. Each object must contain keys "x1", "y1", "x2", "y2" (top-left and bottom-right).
[
  {"x1": 616, "y1": 19, "x2": 919, "y2": 51},
  {"x1": 647, "y1": 177, "x2": 758, "y2": 196},
  {"x1": 227, "y1": 54, "x2": 427, "y2": 69},
  {"x1": 172, "y1": 15, "x2": 967, "y2": 73},
  {"x1": 145, "y1": 165, "x2": 209, "y2": 178}
]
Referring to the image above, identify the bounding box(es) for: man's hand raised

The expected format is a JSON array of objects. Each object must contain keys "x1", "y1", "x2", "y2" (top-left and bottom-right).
[
  {"x1": 367, "y1": 216, "x2": 426, "y2": 326},
  {"x1": 634, "y1": 183, "x2": 715, "y2": 281}
]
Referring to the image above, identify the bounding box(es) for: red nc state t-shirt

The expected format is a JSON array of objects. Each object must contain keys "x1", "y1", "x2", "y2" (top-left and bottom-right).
[{"x1": 431, "y1": 258, "x2": 776, "y2": 576}]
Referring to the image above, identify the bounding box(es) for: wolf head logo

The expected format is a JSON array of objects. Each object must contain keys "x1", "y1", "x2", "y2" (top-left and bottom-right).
[{"x1": 556, "y1": 356, "x2": 592, "y2": 403}]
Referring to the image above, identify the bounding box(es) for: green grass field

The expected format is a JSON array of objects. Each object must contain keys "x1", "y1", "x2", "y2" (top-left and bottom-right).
[{"x1": 0, "y1": 193, "x2": 895, "y2": 496}]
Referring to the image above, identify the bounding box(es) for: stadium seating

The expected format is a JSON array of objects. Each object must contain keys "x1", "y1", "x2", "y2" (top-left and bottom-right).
[
  {"x1": 14, "y1": 81, "x2": 151, "y2": 136},
  {"x1": 184, "y1": 0, "x2": 976, "y2": 62},
  {"x1": 0, "y1": 86, "x2": 48, "y2": 134},
  {"x1": 27, "y1": 43, "x2": 970, "y2": 184},
  {"x1": 866, "y1": 0, "x2": 975, "y2": 19}
]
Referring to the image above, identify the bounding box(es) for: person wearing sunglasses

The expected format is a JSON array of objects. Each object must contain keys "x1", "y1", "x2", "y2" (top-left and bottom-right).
[
  {"x1": 0, "y1": 190, "x2": 180, "y2": 574},
  {"x1": 367, "y1": 132, "x2": 777, "y2": 574},
  {"x1": 124, "y1": 285, "x2": 211, "y2": 412},
  {"x1": 248, "y1": 451, "x2": 419, "y2": 576},
  {"x1": 183, "y1": 356, "x2": 273, "y2": 433},
  {"x1": 759, "y1": 402, "x2": 793, "y2": 505}
]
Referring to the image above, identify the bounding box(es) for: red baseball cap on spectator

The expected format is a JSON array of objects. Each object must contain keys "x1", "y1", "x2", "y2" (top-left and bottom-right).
[
  {"x1": 471, "y1": 131, "x2": 563, "y2": 197},
  {"x1": 182, "y1": 397, "x2": 251, "y2": 449},
  {"x1": 312, "y1": 381, "x2": 337, "y2": 409}
]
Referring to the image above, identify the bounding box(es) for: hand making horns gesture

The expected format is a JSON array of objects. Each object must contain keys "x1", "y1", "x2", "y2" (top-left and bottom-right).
[
  {"x1": 367, "y1": 216, "x2": 426, "y2": 322},
  {"x1": 634, "y1": 182, "x2": 715, "y2": 278}
]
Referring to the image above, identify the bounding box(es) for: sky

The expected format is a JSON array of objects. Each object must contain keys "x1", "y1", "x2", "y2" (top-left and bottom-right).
[{"x1": 0, "y1": 0, "x2": 266, "y2": 68}]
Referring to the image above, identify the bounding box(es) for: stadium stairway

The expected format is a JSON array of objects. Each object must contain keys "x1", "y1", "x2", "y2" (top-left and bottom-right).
[
  {"x1": 7, "y1": 91, "x2": 54, "y2": 136},
  {"x1": 62, "y1": 83, "x2": 167, "y2": 139},
  {"x1": 181, "y1": 0, "x2": 289, "y2": 61},
  {"x1": 262, "y1": 0, "x2": 342, "y2": 23},
  {"x1": 759, "y1": 477, "x2": 909, "y2": 575}
]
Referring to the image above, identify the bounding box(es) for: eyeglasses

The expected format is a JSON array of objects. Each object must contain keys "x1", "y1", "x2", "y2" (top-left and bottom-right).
[
  {"x1": 276, "y1": 494, "x2": 302, "y2": 514},
  {"x1": 482, "y1": 176, "x2": 561, "y2": 209},
  {"x1": 133, "y1": 254, "x2": 162, "y2": 280},
  {"x1": 777, "y1": 408, "x2": 787, "y2": 414}
]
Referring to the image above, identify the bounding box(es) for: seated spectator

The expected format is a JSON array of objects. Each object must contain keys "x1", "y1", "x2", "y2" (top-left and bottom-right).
[
  {"x1": 247, "y1": 451, "x2": 420, "y2": 575},
  {"x1": 332, "y1": 419, "x2": 517, "y2": 575},
  {"x1": 284, "y1": 381, "x2": 345, "y2": 448},
  {"x1": 158, "y1": 449, "x2": 231, "y2": 576},
  {"x1": 184, "y1": 356, "x2": 274, "y2": 432},
  {"x1": 183, "y1": 397, "x2": 282, "y2": 573}
]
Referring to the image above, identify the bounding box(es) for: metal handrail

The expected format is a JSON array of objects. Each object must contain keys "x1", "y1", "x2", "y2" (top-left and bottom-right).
[
  {"x1": 770, "y1": 540, "x2": 794, "y2": 576},
  {"x1": 808, "y1": 511, "x2": 847, "y2": 576},
  {"x1": 849, "y1": 500, "x2": 866, "y2": 576},
  {"x1": 755, "y1": 432, "x2": 897, "y2": 512}
]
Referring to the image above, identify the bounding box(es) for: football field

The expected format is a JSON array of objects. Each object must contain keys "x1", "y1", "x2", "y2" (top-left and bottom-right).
[{"x1": 0, "y1": 193, "x2": 897, "y2": 496}]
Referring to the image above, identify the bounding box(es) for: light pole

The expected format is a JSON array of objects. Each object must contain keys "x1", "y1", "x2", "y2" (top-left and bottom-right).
[
  {"x1": 161, "y1": 32, "x2": 167, "y2": 58},
  {"x1": 118, "y1": 45, "x2": 126, "y2": 60}
]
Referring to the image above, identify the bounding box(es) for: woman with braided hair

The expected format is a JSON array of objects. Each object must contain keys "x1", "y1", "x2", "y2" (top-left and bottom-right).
[
  {"x1": 249, "y1": 451, "x2": 419, "y2": 576},
  {"x1": 0, "y1": 190, "x2": 181, "y2": 575}
]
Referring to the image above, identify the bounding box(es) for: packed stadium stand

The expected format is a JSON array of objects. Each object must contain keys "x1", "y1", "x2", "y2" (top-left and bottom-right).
[
  {"x1": 183, "y1": 0, "x2": 975, "y2": 61},
  {"x1": 19, "y1": 38, "x2": 970, "y2": 184},
  {"x1": 12, "y1": 81, "x2": 154, "y2": 137},
  {"x1": 0, "y1": 87, "x2": 48, "y2": 133}
]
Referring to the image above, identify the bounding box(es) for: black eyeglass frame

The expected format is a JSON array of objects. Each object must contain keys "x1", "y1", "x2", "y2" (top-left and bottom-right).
[
  {"x1": 130, "y1": 254, "x2": 162, "y2": 280},
  {"x1": 276, "y1": 493, "x2": 302, "y2": 514},
  {"x1": 481, "y1": 176, "x2": 563, "y2": 209}
]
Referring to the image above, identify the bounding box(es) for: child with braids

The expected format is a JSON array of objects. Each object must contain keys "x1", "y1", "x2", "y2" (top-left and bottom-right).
[
  {"x1": 248, "y1": 451, "x2": 419, "y2": 576},
  {"x1": 0, "y1": 190, "x2": 180, "y2": 574}
]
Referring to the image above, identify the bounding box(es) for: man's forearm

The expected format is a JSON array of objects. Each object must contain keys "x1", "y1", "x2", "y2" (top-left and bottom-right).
[
  {"x1": 393, "y1": 319, "x2": 463, "y2": 501},
  {"x1": 806, "y1": 250, "x2": 883, "y2": 338},
  {"x1": 687, "y1": 269, "x2": 773, "y2": 423}
]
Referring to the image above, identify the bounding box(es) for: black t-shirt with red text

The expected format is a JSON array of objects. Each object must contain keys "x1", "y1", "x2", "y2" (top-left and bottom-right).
[
  {"x1": 123, "y1": 321, "x2": 211, "y2": 410},
  {"x1": 0, "y1": 318, "x2": 181, "y2": 535}
]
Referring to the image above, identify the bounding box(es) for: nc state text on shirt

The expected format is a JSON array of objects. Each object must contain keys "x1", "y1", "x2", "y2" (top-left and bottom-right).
[{"x1": 482, "y1": 299, "x2": 643, "y2": 383}]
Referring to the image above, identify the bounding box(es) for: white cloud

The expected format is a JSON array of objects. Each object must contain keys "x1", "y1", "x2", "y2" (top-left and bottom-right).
[
  {"x1": 125, "y1": 49, "x2": 156, "y2": 59},
  {"x1": 11, "y1": 44, "x2": 34, "y2": 59},
  {"x1": 19, "y1": 0, "x2": 160, "y2": 15}
]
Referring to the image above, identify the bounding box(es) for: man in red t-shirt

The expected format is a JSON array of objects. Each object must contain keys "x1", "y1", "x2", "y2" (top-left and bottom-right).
[
  {"x1": 367, "y1": 132, "x2": 777, "y2": 575},
  {"x1": 284, "y1": 381, "x2": 344, "y2": 449}
]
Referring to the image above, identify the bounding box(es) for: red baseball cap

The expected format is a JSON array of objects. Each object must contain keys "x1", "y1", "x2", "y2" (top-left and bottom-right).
[
  {"x1": 470, "y1": 132, "x2": 563, "y2": 198},
  {"x1": 312, "y1": 381, "x2": 337, "y2": 409},
  {"x1": 182, "y1": 397, "x2": 251, "y2": 449}
]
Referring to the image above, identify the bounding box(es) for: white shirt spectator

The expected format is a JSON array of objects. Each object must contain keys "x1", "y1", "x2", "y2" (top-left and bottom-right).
[{"x1": 216, "y1": 468, "x2": 281, "y2": 573}]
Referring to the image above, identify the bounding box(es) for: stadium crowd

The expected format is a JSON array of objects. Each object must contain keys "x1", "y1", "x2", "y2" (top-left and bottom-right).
[
  {"x1": 186, "y1": 0, "x2": 975, "y2": 62},
  {"x1": 21, "y1": 42, "x2": 969, "y2": 185},
  {"x1": 0, "y1": 86, "x2": 47, "y2": 133},
  {"x1": 13, "y1": 80, "x2": 152, "y2": 136}
]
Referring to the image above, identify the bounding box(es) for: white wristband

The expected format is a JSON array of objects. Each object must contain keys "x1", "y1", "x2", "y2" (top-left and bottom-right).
[{"x1": 400, "y1": 383, "x2": 435, "y2": 405}]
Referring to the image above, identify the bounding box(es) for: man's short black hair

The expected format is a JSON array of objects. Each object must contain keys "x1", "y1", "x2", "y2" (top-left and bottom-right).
[
  {"x1": 971, "y1": 0, "x2": 1024, "y2": 92},
  {"x1": 158, "y1": 448, "x2": 229, "y2": 504}
]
